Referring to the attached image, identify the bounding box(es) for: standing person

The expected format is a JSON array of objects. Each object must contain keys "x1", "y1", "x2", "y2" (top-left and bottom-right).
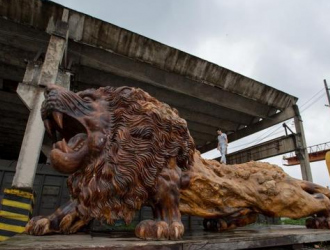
[{"x1": 217, "y1": 129, "x2": 228, "y2": 164}]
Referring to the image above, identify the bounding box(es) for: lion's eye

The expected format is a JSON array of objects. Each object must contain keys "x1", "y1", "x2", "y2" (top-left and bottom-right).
[{"x1": 82, "y1": 96, "x2": 93, "y2": 102}]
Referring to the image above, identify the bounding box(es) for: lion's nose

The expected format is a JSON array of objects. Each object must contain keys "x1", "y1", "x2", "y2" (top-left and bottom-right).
[{"x1": 44, "y1": 84, "x2": 65, "y2": 98}]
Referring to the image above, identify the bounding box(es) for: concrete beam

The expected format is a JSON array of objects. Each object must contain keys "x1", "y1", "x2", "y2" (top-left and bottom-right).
[
  {"x1": 77, "y1": 78, "x2": 249, "y2": 129},
  {"x1": 0, "y1": 123, "x2": 26, "y2": 132},
  {"x1": 216, "y1": 135, "x2": 296, "y2": 164},
  {"x1": 0, "y1": 128, "x2": 24, "y2": 136},
  {"x1": 1, "y1": 116, "x2": 28, "y2": 127},
  {"x1": 12, "y1": 87, "x2": 45, "y2": 188},
  {"x1": 0, "y1": 0, "x2": 297, "y2": 110},
  {"x1": 0, "y1": 111, "x2": 29, "y2": 123},
  {"x1": 17, "y1": 62, "x2": 70, "y2": 110},
  {"x1": 189, "y1": 130, "x2": 215, "y2": 143},
  {"x1": 75, "y1": 66, "x2": 253, "y2": 125},
  {"x1": 198, "y1": 106, "x2": 296, "y2": 153},
  {"x1": 70, "y1": 42, "x2": 272, "y2": 118},
  {"x1": 0, "y1": 101, "x2": 29, "y2": 115},
  {"x1": 38, "y1": 21, "x2": 69, "y2": 87},
  {"x1": 0, "y1": 136, "x2": 24, "y2": 143},
  {"x1": 229, "y1": 106, "x2": 296, "y2": 141},
  {"x1": 0, "y1": 42, "x2": 36, "y2": 68},
  {"x1": 0, "y1": 18, "x2": 276, "y2": 118},
  {"x1": 185, "y1": 120, "x2": 218, "y2": 137},
  {"x1": 178, "y1": 108, "x2": 237, "y2": 132},
  {"x1": 0, "y1": 18, "x2": 49, "y2": 55},
  {"x1": 0, "y1": 63, "x2": 25, "y2": 82},
  {"x1": 0, "y1": 20, "x2": 268, "y2": 122},
  {"x1": 0, "y1": 90, "x2": 24, "y2": 105}
]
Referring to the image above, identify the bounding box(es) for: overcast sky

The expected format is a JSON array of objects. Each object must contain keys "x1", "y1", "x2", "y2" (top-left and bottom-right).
[{"x1": 53, "y1": 0, "x2": 330, "y2": 186}]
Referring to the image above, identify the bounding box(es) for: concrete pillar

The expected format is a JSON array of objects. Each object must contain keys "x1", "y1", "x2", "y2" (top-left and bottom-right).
[
  {"x1": 293, "y1": 105, "x2": 313, "y2": 182},
  {"x1": 12, "y1": 14, "x2": 70, "y2": 189},
  {"x1": 12, "y1": 87, "x2": 45, "y2": 189}
]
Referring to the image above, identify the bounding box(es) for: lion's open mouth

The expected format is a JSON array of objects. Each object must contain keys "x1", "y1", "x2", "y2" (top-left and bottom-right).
[
  {"x1": 43, "y1": 111, "x2": 87, "y2": 152},
  {"x1": 43, "y1": 111, "x2": 89, "y2": 173}
]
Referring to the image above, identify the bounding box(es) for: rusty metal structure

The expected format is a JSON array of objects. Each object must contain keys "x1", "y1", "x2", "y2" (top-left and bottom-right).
[{"x1": 283, "y1": 142, "x2": 330, "y2": 166}]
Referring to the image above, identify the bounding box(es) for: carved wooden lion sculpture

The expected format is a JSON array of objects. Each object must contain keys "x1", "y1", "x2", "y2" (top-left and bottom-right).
[{"x1": 26, "y1": 84, "x2": 330, "y2": 240}]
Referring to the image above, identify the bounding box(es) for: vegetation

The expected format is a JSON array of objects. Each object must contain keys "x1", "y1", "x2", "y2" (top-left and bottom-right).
[{"x1": 281, "y1": 218, "x2": 306, "y2": 225}]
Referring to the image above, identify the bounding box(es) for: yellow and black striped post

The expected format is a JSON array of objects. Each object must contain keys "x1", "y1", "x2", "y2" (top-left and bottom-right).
[{"x1": 0, "y1": 188, "x2": 34, "y2": 241}]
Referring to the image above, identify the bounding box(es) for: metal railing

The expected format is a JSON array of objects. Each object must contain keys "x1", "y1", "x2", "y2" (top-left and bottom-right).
[{"x1": 283, "y1": 141, "x2": 330, "y2": 161}]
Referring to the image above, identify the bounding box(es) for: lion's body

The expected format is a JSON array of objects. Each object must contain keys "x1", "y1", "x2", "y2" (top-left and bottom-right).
[
  {"x1": 67, "y1": 86, "x2": 194, "y2": 225},
  {"x1": 181, "y1": 153, "x2": 330, "y2": 222},
  {"x1": 26, "y1": 85, "x2": 330, "y2": 239}
]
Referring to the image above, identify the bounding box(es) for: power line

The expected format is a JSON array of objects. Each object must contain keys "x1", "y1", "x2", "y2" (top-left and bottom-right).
[
  {"x1": 252, "y1": 126, "x2": 283, "y2": 145},
  {"x1": 300, "y1": 88, "x2": 324, "y2": 109},
  {"x1": 230, "y1": 121, "x2": 294, "y2": 150},
  {"x1": 233, "y1": 88, "x2": 326, "y2": 150},
  {"x1": 301, "y1": 93, "x2": 326, "y2": 113}
]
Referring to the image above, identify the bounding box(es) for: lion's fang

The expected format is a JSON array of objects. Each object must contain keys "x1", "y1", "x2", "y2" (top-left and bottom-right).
[
  {"x1": 44, "y1": 119, "x2": 53, "y2": 137},
  {"x1": 53, "y1": 111, "x2": 63, "y2": 129}
]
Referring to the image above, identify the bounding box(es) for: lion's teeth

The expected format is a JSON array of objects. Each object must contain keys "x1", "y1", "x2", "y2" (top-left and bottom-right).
[
  {"x1": 44, "y1": 119, "x2": 53, "y2": 137},
  {"x1": 52, "y1": 111, "x2": 63, "y2": 129},
  {"x1": 62, "y1": 138, "x2": 69, "y2": 153}
]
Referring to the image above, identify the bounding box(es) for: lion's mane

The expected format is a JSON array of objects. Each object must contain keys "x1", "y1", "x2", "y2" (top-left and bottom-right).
[{"x1": 67, "y1": 86, "x2": 195, "y2": 224}]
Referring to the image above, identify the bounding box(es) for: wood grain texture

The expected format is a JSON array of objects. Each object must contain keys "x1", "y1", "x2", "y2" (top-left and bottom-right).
[{"x1": 25, "y1": 85, "x2": 330, "y2": 240}]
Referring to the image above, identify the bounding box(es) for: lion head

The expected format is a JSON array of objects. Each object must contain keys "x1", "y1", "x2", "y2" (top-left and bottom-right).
[{"x1": 41, "y1": 85, "x2": 195, "y2": 224}]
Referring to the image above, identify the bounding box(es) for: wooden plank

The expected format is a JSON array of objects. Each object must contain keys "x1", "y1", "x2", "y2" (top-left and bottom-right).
[{"x1": 2, "y1": 226, "x2": 330, "y2": 250}]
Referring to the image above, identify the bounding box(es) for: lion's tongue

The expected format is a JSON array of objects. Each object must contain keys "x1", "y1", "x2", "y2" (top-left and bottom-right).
[{"x1": 68, "y1": 133, "x2": 87, "y2": 150}]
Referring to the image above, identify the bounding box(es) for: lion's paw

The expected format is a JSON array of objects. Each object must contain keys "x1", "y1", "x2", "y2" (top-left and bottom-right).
[
  {"x1": 25, "y1": 216, "x2": 51, "y2": 235},
  {"x1": 59, "y1": 213, "x2": 76, "y2": 234},
  {"x1": 135, "y1": 220, "x2": 169, "y2": 240},
  {"x1": 135, "y1": 220, "x2": 184, "y2": 240},
  {"x1": 306, "y1": 217, "x2": 330, "y2": 229},
  {"x1": 203, "y1": 218, "x2": 228, "y2": 231},
  {"x1": 63, "y1": 220, "x2": 87, "y2": 234},
  {"x1": 168, "y1": 221, "x2": 184, "y2": 240}
]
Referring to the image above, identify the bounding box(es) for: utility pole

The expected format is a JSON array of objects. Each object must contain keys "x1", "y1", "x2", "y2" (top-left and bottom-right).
[
  {"x1": 324, "y1": 79, "x2": 330, "y2": 108},
  {"x1": 293, "y1": 105, "x2": 313, "y2": 182}
]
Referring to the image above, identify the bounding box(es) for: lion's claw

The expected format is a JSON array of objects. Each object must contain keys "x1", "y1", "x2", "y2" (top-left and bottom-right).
[
  {"x1": 135, "y1": 220, "x2": 183, "y2": 240},
  {"x1": 25, "y1": 216, "x2": 51, "y2": 235},
  {"x1": 169, "y1": 221, "x2": 184, "y2": 240}
]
